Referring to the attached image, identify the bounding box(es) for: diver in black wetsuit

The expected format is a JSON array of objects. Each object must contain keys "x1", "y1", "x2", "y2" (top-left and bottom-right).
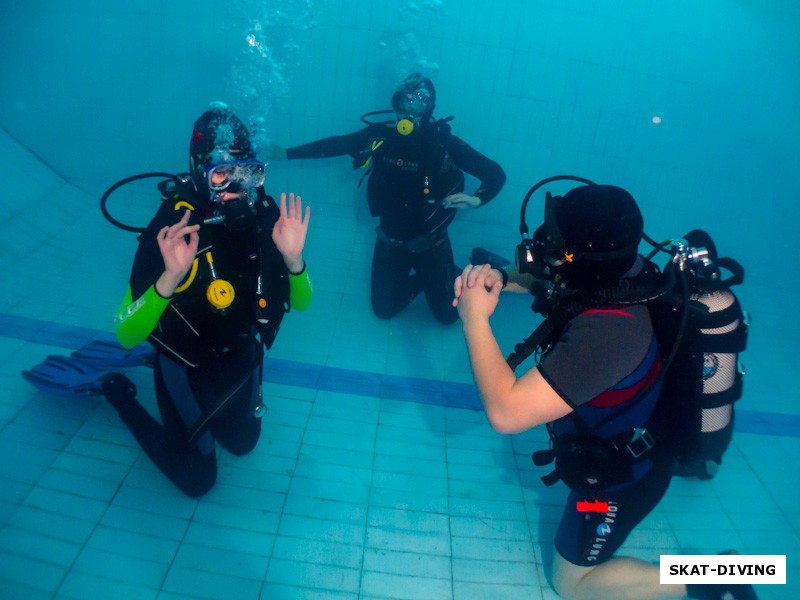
[
  {"x1": 272, "y1": 73, "x2": 505, "y2": 324},
  {"x1": 455, "y1": 184, "x2": 758, "y2": 600},
  {"x1": 107, "y1": 103, "x2": 313, "y2": 497}
]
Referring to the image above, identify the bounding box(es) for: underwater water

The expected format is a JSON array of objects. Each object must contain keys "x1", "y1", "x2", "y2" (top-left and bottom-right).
[{"x1": 0, "y1": 1, "x2": 798, "y2": 598}]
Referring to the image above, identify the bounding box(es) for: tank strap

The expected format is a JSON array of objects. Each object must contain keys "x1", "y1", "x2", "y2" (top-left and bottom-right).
[
  {"x1": 702, "y1": 326, "x2": 748, "y2": 354},
  {"x1": 704, "y1": 376, "x2": 745, "y2": 409},
  {"x1": 695, "y1": 297, "x2": 745, "y2": 329}
]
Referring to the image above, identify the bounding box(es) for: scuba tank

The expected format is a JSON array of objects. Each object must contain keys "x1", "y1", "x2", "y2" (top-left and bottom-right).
[
  {"x1": 669, "y1": 241, "x2": 748, "y2": 479},
  {"x1": 693, "y1": 289, "x2": 740, "y2": 474},
  {"x1": 646, "y1": 230, "x2": 748, "y2": 480}
]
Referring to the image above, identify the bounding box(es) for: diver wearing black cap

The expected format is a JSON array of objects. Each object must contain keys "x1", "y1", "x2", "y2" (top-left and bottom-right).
[
  {"x1": 455, "y1": 183, "x2": 757, "y2": 600},
  {"x1": 272, "y1": 73, "x2": 506, "y2": 324},
  {"x1": 104, "y1": 103, "x2": 313, "y2": 497}
]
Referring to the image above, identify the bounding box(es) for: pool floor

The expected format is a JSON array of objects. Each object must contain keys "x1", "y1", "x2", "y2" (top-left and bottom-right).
[{"x1": 0, "y1": 128, "x2": 797, "y2": 599}]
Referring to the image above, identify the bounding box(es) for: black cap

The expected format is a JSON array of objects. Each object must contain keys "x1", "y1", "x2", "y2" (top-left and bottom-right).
[
  {"x1": 189, "y1": 103, "x2": 254, "y2": 192},
  {"x1": 547, "y1": 185, "x2": 643, "y2": 289}
]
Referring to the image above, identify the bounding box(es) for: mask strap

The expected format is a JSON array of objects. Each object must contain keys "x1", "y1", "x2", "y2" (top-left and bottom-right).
[{"x1": 544, "y1": 192, "x2": 566, "y2": 261}]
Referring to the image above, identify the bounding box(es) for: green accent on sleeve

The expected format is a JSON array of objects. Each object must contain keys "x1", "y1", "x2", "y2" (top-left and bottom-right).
[
  {"x1": 114, "y1": 285, "x2": 171, "y2": 349},
  {"x1": 288, "y1": 270, "x2": 313, "y2": 311}
]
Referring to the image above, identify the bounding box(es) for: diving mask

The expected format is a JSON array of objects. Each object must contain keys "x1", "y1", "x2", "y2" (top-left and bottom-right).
[
  {"x1": 398, "y1": 88, "x2": 433, "y2": 118},
  {"x1": 205, "y1": 160, "x2": 266, "y2": 192},
  {"x1": 517, "y1": 224, "x2": 551, "y2": 277},
  {"x1": 394, "y1": 87, "x2": 433, "y2": 135},
  {"x1": 203, "y1": 160, "x2": 265, "y2": 231},
  {"x1": 517, "y1": 190, "x2": 567, "y2": 278}
]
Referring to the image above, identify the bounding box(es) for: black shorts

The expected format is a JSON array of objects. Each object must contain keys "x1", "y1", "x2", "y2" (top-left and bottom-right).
[{"x1": 554, "y1": 459, "x2": 673, "y2": 566}]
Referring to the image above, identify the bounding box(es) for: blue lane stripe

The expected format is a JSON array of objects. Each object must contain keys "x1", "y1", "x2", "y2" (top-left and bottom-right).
[
  {"x1": 3, "y1": 313, "x2": 796, "y2": 437},
  {"x1": 263, "y1": 358, "x2": 482, "y2": 410}
]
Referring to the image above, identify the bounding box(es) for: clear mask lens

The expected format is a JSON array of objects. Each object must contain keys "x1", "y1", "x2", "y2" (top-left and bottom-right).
[
  {"x1": 401, "y1": 88, "x2": 432, "y2": 117},
  {"x1": 205, "y1": 161, "x2": 266, "y2": 191}
]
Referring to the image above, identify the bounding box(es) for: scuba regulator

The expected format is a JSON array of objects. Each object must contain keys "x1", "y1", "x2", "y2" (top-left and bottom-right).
[
  {"x1": 202, "y1": 159, "x2": 267, "y2": 231},
  {"x1": 203, "y1": 186, "x2": 259, "y2": 232},
  {"x1": 359, "y1": 109, "x2": 454, "y2": 138},
  {"x1": 100, "y1": 170, "x2": 266, "y2": 315},
  {"x1": 100, "y1": 168, "x2": 264, "y2": 234},
  {"x1": 507, "y1": 174, "x2": 739, "y2": 371},
  {"x1": 100, "y1": 172, "x2": 285, "y2": 326}
]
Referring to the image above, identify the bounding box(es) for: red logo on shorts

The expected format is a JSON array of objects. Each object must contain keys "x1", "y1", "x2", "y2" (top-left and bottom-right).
[{"x1": 576, "y1": 500, "x2": 609, "y2": 513}]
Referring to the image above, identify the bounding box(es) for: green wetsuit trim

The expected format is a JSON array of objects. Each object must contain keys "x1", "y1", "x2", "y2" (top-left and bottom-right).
[
  {"x1": 114, "y1": 285, "x2": 170, "y2": 349},
  {"x1": 289, "y1": 269, "x2": 313, "y2": 311},
  {"x1": 114, "y1": 265, "x2": 310, "y2": 350}
]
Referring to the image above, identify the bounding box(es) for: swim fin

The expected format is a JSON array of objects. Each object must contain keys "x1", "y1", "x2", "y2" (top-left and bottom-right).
[
  {"x1": 22, "y1": 341, "x2": 153, "y2": 397},
  {"x1": 69, "y1": 339, "x2": 154, "y2": 370},
  {"x1": 22, "y1": 355, "x2": 116, "y2": 397},
  {"x1": 469, "y1": 247, "x2": 511, "y2": 268}
]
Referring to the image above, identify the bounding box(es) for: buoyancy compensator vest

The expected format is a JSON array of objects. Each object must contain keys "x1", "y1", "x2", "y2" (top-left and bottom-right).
[
  {"x1": 101, "y1": 172, "x2": 291, "y2": 358},
  {"x1": 509, "y1": 176, "x2": 749, "y2": 489},
  {"x1": 523, "y1": 263, "x2": 672, "y2": 494}
]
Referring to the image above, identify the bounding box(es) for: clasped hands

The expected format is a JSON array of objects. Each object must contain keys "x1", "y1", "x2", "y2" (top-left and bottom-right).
[{"x1": 452, "y1": 264, "x2": 505, "y2": 321}]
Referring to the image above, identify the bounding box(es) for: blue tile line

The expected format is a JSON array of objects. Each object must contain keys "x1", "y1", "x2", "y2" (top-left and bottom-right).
[{"x1": 3, "y1": 313, "x2": 797, "y2": 437}]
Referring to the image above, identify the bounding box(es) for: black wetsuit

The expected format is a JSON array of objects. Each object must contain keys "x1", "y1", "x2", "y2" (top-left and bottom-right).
[
  {"x1": 537, "y1": 303, "x2": 672, "y2": 566},
  {"x1": 288, "y1": 120, "x2": 505, "y2": 324},
  {"x1": 106, "y1": 187, "x2": 290, "y2": 497}
]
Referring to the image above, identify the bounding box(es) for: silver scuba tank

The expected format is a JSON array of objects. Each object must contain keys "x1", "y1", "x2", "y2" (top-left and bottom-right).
[
  {"x1": 692, "y1": 288, "x2": 747, "y2": 477},
  {"x1": 667, "y1": 231, "x2": 748, "y2": 480}
]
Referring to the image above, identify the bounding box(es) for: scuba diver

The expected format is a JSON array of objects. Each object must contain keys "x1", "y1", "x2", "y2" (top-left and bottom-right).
[
  {"x1": 25, "y1": 103, "x2": 313, "y2": 497},
  {"x1": 454, "y1": 183, "x2": 756, "y2": 600},
  {"x1": 269, "y1": 73, "x2": 505, "y2": 324}
]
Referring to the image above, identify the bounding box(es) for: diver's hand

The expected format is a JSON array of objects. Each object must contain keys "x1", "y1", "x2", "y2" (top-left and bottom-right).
[
  {"x1": 155, "y1": 210, "x2": 200, "y2": 297},
  {"x1": 453, "y1": 264, "x2": 502, "y2": 321},
  {"x1": 443, "y1": 192, "x2": 481, "y2": 209},
  {"x1": 272, "y1": 192, "x2": 310, "y2": 273},
  {"x1": 453, "y1": 264, "x2": 504, "y2": 305},
  {"x1": 477, "y1": 267, "x2": 506, "y2": 290},
  {"x1": 264, "y1": 144, "x2": 288, "y2": 160}
]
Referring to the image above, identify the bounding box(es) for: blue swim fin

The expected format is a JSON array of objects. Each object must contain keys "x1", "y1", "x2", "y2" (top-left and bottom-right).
[
  {"x1": 22, "y1": 355, "x2": 115, "y2": 397},
  {"x1": 69, "y1": 339, "x2": 154, "y2": 370},
  {"x1": 22, "y1": 341, "x2": 153, "y2": 397}
]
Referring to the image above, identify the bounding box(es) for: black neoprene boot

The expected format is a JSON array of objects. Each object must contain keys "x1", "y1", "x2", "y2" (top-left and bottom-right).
[
  {"x1": 100, "y1": 373, "x2": 137, "y2": 409},
  {"x1": 686, "y1": 550, "x2": 759, "y2": 600},
  {"x1": 686, "y1": 582, "x2": 758, "y2": 600},
  {"x1": 469, "y1": 247, "x2": 511, "y2": 268}
]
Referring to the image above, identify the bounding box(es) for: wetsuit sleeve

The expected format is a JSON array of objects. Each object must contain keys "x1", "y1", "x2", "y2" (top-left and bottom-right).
[
  {"x1": 113, "y1": 285, "x2": 170, "y2": 349},
  {"x1": 444, "y1": 134, "x2": 506, "y2": 204},
  {"x1": 538, "y1": 305, "x2": 654, "y2": 408},
  {"x1": 114, "y1": 202, "x2": 184, "y2": 349},
  {"x1": 288, "y1": 266, "x2": 313, "y2": 311},
  {"x1": 286, "y1": 126, "x2": 378, "y2": 160}
]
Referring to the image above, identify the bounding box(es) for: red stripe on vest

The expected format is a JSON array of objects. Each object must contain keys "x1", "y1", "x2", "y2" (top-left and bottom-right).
[
  {"x1": 582, "y1": 308, "x2": 634, "y2": 318},
  {"x1": 588, "y1": 356, "x2": 662, "y2": 408}
]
